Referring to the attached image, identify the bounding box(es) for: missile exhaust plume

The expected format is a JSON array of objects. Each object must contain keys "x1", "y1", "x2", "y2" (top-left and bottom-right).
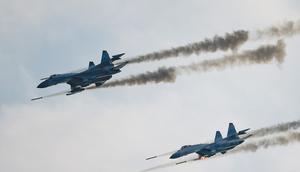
[
  {"x1": 128, "y1": 30, "x2": 249, "y2": 64},
  {"x1": 230, "y1": 131, "x2": 300, "y2": 154},
  {"x1": 95, "y1": 40, "x2": 285, "y2": 88},
  {"x1": 254, "y1": 20, "x2": 300, "y2": 39},
  {"x1": 251, "y1": 120, "x2": 300, "y2": 138}
]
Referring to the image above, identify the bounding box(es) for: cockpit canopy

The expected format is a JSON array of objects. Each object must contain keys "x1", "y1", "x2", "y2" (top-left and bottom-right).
[
  {"x1": 49, "y1": 74, "x2": 58, "y2": 79},
  {"x1": 180, "y1": 145, "x2": 192, "y2": 149}
]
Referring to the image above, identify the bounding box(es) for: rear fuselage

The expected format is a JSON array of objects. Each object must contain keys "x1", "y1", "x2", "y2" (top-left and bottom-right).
[{"x1": 209, "y1": 138, "x2": 244, "y2": 153}]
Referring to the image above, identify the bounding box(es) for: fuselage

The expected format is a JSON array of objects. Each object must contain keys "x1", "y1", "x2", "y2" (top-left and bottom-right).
[
  {"x1": 37, "y1": 64, "x2": 120, "y2": 88},
  {"x1": 170, "y1": 138, "x2": 244, "y2": 159}
]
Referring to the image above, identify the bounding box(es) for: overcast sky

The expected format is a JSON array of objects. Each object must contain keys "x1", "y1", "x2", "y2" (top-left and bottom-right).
[{"x1": 0, "y1": 0, "x2": 300, "y2": 172}]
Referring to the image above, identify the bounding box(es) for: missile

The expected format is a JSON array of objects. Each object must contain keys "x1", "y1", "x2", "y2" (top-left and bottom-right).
[
  {"x1": 145, "y1": 156, "x2": 157, "y2": 160},
  {"x1": 176, "y1": 161, "x2": 187, "y2": 165},
  {"x1": 31, "y1": 97, "x2": 43, "y2": 101}
]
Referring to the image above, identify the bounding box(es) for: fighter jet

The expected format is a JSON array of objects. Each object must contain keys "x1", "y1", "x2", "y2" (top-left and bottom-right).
[
  {"x1": 37, "y1": 50, "x2": 127, "y2": 96},
  {"x1": 146, "y1": 123, "x2": 251, "y2": 163}
]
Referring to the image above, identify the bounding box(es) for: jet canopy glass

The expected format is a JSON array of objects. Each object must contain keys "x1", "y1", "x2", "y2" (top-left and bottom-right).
[
  {"x1": 180, "y1": 145, "x2": 192, "y2": 149},
  {"x1": 49, "y1": 74, "x2": 58, "y2": 78}
]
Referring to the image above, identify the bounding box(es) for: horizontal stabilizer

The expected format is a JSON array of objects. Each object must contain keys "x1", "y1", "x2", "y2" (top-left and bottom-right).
[
  {"x1": 111, "y1": 53, "x2": 125, "y2": 62},
  {"x1": 238, "y1": 128, "x2": 250, "y2": 135}
]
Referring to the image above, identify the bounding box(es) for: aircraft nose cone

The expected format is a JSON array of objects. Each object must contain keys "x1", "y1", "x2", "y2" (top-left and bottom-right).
[
  {"x1": 170, "y1": 153, "x2": 180, "y2": 159},
  {"x1": 37, "y1": 81, "x2": 48, "y2": 88}
]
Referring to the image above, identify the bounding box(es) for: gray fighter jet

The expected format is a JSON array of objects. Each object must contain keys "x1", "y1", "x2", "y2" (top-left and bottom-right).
[
  {"x1": 37, "y1": 50, "x2": 127, "y2": 96},
  {"x1": 146, "y1": 123, "x2": 251, "y2": 163}
]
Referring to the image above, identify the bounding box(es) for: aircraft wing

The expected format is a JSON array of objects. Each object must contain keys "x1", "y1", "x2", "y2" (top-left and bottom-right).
[
  {"x1": 66, "y1": 77, "x2": 86, "y2": 95},
  {"x1": 67, "y1": 76, "x2": 85, "y2": 88},
  {"x1": 196, "y1": 147, "x2": 216, "y2": 157},
  {"x1": 95, "y1": 80, "x2": 107, "y2": 87}
]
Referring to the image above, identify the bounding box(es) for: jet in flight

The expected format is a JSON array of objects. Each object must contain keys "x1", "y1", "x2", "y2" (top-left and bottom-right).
[
  {"x1": 146, "y1": 123, "x2": 251, "y2": 164},
  {"x1": 37, "y1": 50, "x2": 127, "y2": 96}
]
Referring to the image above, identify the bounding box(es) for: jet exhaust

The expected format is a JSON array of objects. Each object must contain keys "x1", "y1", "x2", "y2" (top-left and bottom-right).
[
  {"x1": 100, "y1": 40, "x2": 285, "y2": 88},
  {"x1": 128, "y1": 30, "x2": 249, "y2": 64},
  {"x1": 129, "y1": 19, "x2": 299, "y2": 65},
  {"x1": 251, "y1": 120, "x2": 300, "y2": 138},
  {"x1": 253, "y1": 19, "x2": 300, "y2": 39},
  {"x1": 101, "y1": 67, "x2": 177, "y2": 88},
  {"x1": 230, "y1": 131, "x2": 300, "y2": 154}
]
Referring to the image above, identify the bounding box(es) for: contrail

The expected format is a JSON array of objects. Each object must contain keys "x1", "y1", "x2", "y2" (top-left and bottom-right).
[
  {"x1": 254, "y1": 19, "x2": 300, "y2": 39},
  {"x1": 230, "y1": 131, "x2": 300, "y2": 154},
  {"x1": 251, "y1": 120, "x2": 300, "y2": 138},
  {"x1": 95, "y1": 40, "x2": 285, "y2": 88},
  {"x1": 128, "y1": 30, "x2": 249, "y2": 64}
]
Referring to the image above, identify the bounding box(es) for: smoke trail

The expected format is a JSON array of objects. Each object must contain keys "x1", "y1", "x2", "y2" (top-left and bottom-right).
[
  {"x1": 230, "y1": 132, "x2": 300, "y2": 154},
  {"x1": 128, "y1": 30, "x2": 249, "y2": 64},
  {"x1": 101, "y1": 67, "x2": 177, "y2": 88},
  {"x1": 254, "y1": 20, "x2": 300, "y2": 39},
  {"x1": 127, "y1": 19, "x2": 299, "y2": 64},
  {"x1": 251, "y1": 120, "x2": 300, "y2": 138},
  {"x1": 99, "y1": 40, "x2": 285, "y2": 88},
  {"x1": 177, "y1": 39, "x2": 285, "y2": 73}
]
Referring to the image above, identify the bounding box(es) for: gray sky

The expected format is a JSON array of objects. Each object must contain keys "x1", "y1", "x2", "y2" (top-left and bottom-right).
[{"x1": 0, "y1": 0, "x2": 300, "y2": 172}]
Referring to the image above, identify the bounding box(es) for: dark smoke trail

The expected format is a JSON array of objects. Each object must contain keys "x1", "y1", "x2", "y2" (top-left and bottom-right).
[
  {"x1": 230, "y1": 132, "x2": 300, "y2": 154},
  {"x1": 101, "y1": 67, "x2": 177, "y2": 88},
  {"x1": 128, "y1": 30, "x2": 249, "y2": 64},
  {"x1": 127, "y1": 19, "x2": 299, "y2": 64},
  {"x1": 100, "y1": 40, "x2": 285, "y2": 88},
  {"x1": 254, "y1": 20, "x2": 300, "y2": 39},
  {"x1": 177, "y1": 40, "x2": 285, "y2": 73},
  {"x1": 251, "y1": 120, "x2": 300, "y2": 138}
]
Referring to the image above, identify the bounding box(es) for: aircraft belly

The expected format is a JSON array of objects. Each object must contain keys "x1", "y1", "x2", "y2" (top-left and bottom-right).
[{"x1": 220, "y1": 145, "x2": 236, "y2": 151}]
